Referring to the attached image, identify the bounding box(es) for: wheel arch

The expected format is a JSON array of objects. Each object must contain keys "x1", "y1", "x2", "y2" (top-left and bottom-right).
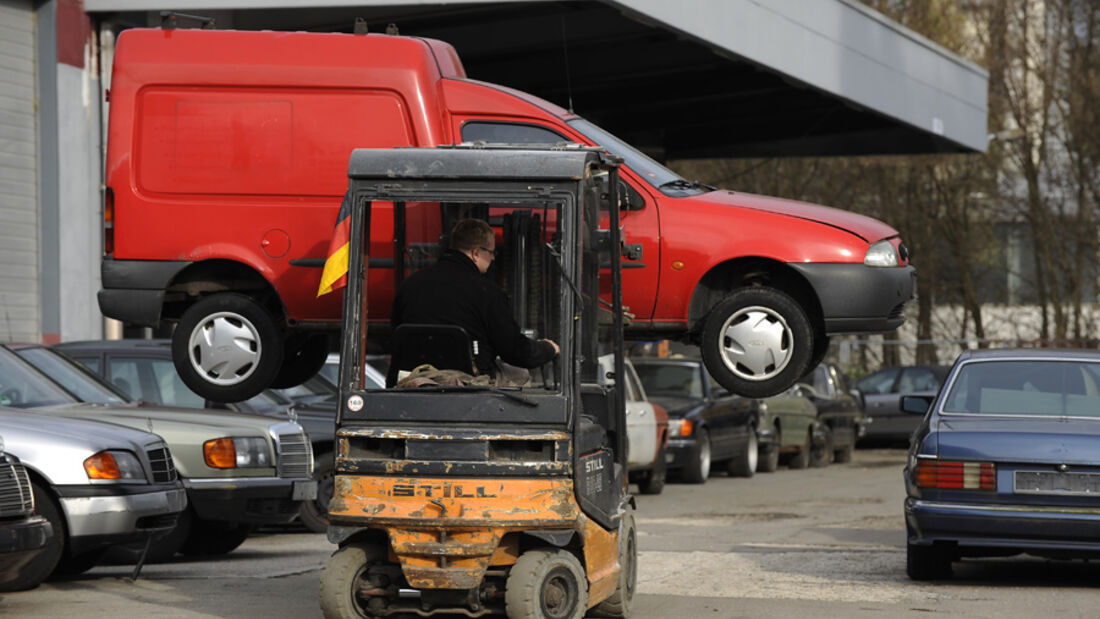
[
  {"x1": 687, "y1": 257, "x2": 824, "y2": 337},
  {"x1": 161, "y1": 259, "x2": 285, "y2": 324}
]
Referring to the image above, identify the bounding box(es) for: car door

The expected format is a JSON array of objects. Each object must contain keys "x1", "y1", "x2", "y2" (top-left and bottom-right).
[
  {"x1": 857, "y1": 368, "x2": 901, "y2": 436},
  {"x1": 892, "y1": 366, "x2": 944, "y2": 439},
  {"x1": 623, "y1": 362, "x2": 657, "y2": 469}
]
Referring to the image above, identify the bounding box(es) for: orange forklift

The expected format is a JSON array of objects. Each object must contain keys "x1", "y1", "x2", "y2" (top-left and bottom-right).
[{"x1": 320, "y1": 145, "x2": 636, "y2": 618}]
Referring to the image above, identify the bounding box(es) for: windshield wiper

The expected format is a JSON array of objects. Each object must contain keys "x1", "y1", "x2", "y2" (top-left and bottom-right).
[
  {"x1": 659, "y1": 179, "x2": 716, "y2": 192},
  {"x1": 395, "y1": 384, "x2": 539, "y2": 407}
]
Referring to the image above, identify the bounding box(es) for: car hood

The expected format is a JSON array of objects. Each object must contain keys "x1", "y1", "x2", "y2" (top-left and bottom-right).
[
  {"x1": 936, "y1": 415, "x2": 1100, "y2": 464},
  {"x1": 29, "y1": 402, "x2": 277, "y2": 438},
  {"x1": 647, "y1": 396, "x2": 700, "y2": 417},
  {"x1": 692, "y1": 189, "x2": 898, "y2": 243},
  {"x1": 0, "y1": 406, "x2": 158, "y2": 451}
]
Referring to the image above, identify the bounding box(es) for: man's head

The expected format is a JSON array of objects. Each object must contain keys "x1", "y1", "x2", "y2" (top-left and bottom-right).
[{"x1": 451, "y1": 218, "x2": 495, "y2": 274}]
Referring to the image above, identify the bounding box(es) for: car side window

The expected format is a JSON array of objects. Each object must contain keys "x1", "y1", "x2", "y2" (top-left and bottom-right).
[
  {"x1": 899, "y1": 367, "x2": 939, "y2": 392},
  {"x1": 106, "y1": 358, "x2": 144, "y2": 401},
  {"x1": 70, "y1": 355, "x2": 101, "y2": 374},
  {"x1": 148, "y1": 358, "x2": 206, "y2": 409},
  {"x1": 461, "y1": 121, "x2": 569, "y2": 145},
  {"x1": 856, "y1": 368, "x2": 898, "y2": 394}
]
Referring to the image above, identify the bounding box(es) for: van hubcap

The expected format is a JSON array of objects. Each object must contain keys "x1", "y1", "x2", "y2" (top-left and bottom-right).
[
  {"x1": 187, "y1": 311, "x2": 262, "y2": 386},
  {"x1": 718, "y1": 305, "x2": 793, "y2": 382}
]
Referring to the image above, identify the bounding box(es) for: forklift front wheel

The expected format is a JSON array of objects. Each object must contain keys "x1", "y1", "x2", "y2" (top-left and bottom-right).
[
  {"x1": 320, "y1": 542, "x2": 386, "y2": 619},
  {"x1": 591, "y1": 507, "x2": 637, "y2": 618},
  {"x1": 505, "y1": 548, "x2": 588, "y2": 619}
]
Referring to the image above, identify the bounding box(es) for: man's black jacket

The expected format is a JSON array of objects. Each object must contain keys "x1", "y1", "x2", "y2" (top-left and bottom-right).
[{"x1": 391, "y1": 249, "x2": 556, "y2": 375}]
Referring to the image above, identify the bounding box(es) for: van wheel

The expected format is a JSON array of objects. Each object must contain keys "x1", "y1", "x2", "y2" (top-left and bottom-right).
[
  {"x1": 173, "y1": 293, "x2": 284, "y2": 402},
  {"x1": 320, "y1": 542, "x2": 388, "y2": 619},
  {"x1": 701, "y1": 287, "x2": 813, "y2": 398},
  {"x1": 505, "y1": 549, "x2": 588, "y2": 619},
  {"x1": 271, "y1": 333, "x2": 329, "y2": 389},
  {"x1": 1, "y1": 483, "x2": 62, "y2": 591},
  {"x1": 591, "y1": 507, "x2": 636, "y2": 618}
]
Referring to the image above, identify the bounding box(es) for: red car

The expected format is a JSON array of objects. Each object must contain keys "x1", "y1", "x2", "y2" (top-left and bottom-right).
[{"x1": 100, "y1": 28, "x2": 915, "y2": 402}]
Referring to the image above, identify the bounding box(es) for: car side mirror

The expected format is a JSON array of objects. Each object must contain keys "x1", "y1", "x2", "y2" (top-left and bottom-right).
[{"x1": 901, "y1": 395, "x2": 933, "y2": 415}]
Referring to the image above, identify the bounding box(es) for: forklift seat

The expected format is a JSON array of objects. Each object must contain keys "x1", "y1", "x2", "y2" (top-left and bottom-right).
[{"x1": 387, "y1": 323, "x2": 477, "y2": 387}]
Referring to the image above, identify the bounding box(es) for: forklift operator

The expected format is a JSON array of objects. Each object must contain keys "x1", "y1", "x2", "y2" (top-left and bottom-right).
[{"x1": 391, "y1": 218, "x2": 560, "y2": 378}]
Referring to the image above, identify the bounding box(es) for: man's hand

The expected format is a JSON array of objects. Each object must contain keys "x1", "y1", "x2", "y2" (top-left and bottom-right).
[{"x1": 541, "y1": 339, "x2": 561, "y2": 356}]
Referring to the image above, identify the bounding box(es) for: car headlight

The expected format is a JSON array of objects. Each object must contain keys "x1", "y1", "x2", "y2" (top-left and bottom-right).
[
  {"x1": 668, "y1": 418, "x2": 694, "y2": 438},
  {"x1": 864, "y1": 240, "x2": 899, "y2": 267},
  {"x1": 84, "y1": 450, "x2": 145, "y2": 480},
  {"x1": 204, "y1": 437, "x2": 272, "y2": 469}
]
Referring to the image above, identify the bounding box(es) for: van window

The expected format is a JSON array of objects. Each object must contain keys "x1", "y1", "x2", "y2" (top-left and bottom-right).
[
  {"x1": 461, "y1": 122, "x2": 568, "y2": 145},
  {"x1": 137, "y1": 88, "x2": 414, "y2": 196}
]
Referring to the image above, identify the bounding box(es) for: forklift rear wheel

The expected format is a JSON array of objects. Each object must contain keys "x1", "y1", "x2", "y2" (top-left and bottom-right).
[
  {"x1": 299, "y1": 454, "x2": 335, "y2": 533},
  {"x1": 591, "y1": 507, "x2": 637, "y2": 618},
  {"x1": 505, "y1": 549, "x2": 588, "y2": 619},
  {"x1": 681, "y1": 428, "x2": 711, "y2": 484},
  {"x1": 320, "y1": 542, "x2": 386, "y2": 619}
]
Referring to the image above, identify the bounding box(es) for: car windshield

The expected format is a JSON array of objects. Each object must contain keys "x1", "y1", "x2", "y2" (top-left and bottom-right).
[
  {"x1": 0, "y1": 347, "x2": 81, "y2": 408},
  {"x1": 567, "y1": 118, "x2": 708, "y2": 197},
  {"x1": 942, "y1": 359, "x2": 1100, "y2": 417},
  {"x1": 15, "y1": 348, "x2": 129, "y2": 406},
  {"x1": 632, "y1": 363, "x2": 704, "y2": 399}
]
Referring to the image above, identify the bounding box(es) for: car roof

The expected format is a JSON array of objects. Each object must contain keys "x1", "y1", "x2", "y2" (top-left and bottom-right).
[
  {"x1": 956, "y1": 348, "x2": 1100, "y2": 362},
  {"x1": 54, "y1": 339, "x2": 172, "y2": 351}
]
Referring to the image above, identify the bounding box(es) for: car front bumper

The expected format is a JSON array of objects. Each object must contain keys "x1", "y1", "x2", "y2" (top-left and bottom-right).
[
  {"x1": 58, "y1": 484, "x2": 187, "y2": 554},
  {"x1": 0, "y1": 515, "x2": 52, "y2": 585},
  {"x1": 790, "y1": 263, "x2": 916, "y2": 334},
  {"x1": 185, "y1": 477, "x2": 317, "y2": 525},
  {"x1": 666, "y1": 437, "x2": 696, "y2": 470},
  {"x1": 906, "y1": 496, "x2": 1100, "y2": 552}
]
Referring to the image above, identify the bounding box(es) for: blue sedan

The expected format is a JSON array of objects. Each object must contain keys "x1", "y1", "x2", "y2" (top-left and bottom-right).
[{"x1": 903, "y1": 348, "x2": 1100, "y2": 580}]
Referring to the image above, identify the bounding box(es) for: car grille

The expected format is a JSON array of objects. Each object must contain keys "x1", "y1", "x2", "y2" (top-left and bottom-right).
[
  {"x1": 147, "y1": 445, "x2": 177, "y2": 483},
  {"x1": 0, "y1": 454, "x2": 34, "y2": 518},
  {"x1": 275, "y1": 430, "x2": 312, "y2": 479}
]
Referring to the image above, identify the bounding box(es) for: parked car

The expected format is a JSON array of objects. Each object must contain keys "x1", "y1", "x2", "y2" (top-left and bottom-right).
[
  {"x1": 631, "y1": 357, "x2": 757, "y2": 483},
  {"x1": 0, "y1": 435, "x2": 52, "y2": 591},
  {"x1": 0, "y1": 408, "x2": 184, "y2": 588},
  {"x1": 856, "y1": 365, "x2": 949, "y2": 443},
  {"x1": 796, "y1": 362, "x2": 864, "y2": 465},
  {"x1": 318, "y1": 352, "x2": 387, "y2": 390},
  {"x1": 753, "y1": 385, "x2": 821, "y2": 472},
  {"x1": 599, "y1": 356, "x2": 670, "y2": 495},
  {"x1": 6, "y1": 345, "x2": 314, "y2": 561},
  {"x1": 903, "y1": 348, "x2": 1100, "y2": 580},
  {"x1": 54, "y1": 339, "x2": 335, "y2": 533}
]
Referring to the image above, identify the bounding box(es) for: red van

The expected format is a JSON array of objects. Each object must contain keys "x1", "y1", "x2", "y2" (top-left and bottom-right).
[{"x1": 100, "y1": 28, "x2": 915, "y2": 402}]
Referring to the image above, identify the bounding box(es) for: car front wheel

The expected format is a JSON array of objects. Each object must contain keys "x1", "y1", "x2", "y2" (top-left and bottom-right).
[
  {"x1": 172, "y1": 292, "x2": 284, "y2": 403},
  {"x1": 700, "y1": 287, "x2": 814, "y2": 398},
  {"x1": 681, "y1": 428, "x2": 711, "y2": 484}
]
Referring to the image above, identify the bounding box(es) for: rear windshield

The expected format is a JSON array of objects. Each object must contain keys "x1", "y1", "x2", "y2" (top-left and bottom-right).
[
  {"x1": 633, "y1": 363, "x2": 703, "y2": 399},
  {"x1": 942, "y1": 359, "x2": 1100, "y2": 417}
]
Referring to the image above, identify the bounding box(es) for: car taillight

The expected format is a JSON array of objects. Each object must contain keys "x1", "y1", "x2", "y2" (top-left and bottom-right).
[
  {"x1": 915, "y1": 460, "x2": 995, "y2": 490},
  {"x1": 103, "y1": 186, "x2": 114, "y2": 255}
]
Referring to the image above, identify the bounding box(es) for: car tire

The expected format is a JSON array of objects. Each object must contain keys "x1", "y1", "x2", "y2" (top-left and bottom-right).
[
  {"x1": 726, "y1": 427, "x2": 758, "y2": 478},
  {"x1": 636, "y1": 443, "x2": 667, "y2": 495},
  {"x1": 319, "y1": 542, "x2": 387, "y2": 619},
  {"x1": 299, "y1": 453, "x2": 335, "y2": 533},
  {"x1": 180, "y1": 519, "x2": 252, "y2": 556},
  {"x1": 1, "y1": 483, "x2": 62, "y2": 591},
  {"x1": 270, "y1": 333, "x2": 330, "y2": 389},
  {"x1": 906, "y1": 541, "x2": 953, "y2": 581},
  {"x1": 172, "y1": 292, "x2": 284, "y2": 403},
  {"x1": 681, "y1": 428, "x2": 711, "y2": 484},
  {"x1": 787, "y1": 429, "x2": 812, "y2": 470},
  {"x1": 757, "y1": 440, "x2": 780, "y2": 473},
  {"x1": 104, "y1": 508, "x2": 192, "y2": 565},
  {"x1": 834, "y1": 437, "x2": 854, "y2": 464},
  {"x1": 809, "y1": 333, "x2": 830, "y2": 371},
  {"x1": 54, "y1": 548, "x2": 107, "y2": 576},
  {"x1": 505, "y1": 549, "x2": 588, "y2": 619},
  {"x1": 810, "y1": 426, "x2": 832, "y2": 468},
  {"x1": 700, "y1": 287, "x2": 814, "y2": 398},
  {"x1": 591, "y1": 507, "x2": 636, "y2": 618}
]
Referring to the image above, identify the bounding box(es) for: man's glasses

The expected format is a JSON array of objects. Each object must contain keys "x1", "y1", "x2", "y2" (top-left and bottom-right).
[{"x1": 478, "y1": 246, "x2": 497, "y2": 261}]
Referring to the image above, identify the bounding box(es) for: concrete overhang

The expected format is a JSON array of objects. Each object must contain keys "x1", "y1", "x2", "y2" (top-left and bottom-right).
[{"x1": 85, "y1": 0, "x2": 989, "y2": 158}]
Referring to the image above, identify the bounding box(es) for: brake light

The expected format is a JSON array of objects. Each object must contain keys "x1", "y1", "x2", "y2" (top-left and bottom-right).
[
  {"x1": 915, "y1": 460, "x2": 996, "y2": 490},
  {"x1": 103, "y1": 186, "x2": 115, "y2": 255}
]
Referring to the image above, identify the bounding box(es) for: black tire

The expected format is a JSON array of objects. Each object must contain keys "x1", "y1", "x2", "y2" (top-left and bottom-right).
[
  {"x1": 758, "y1": 441, "x2": 780, "y2": 473},
  {"x1": 271, "y1": 333, "x2": 330, "y2": 389},
  {"x1": 726, "y1": 427, "x2": 758, "y2": 478},
  {"x1": 105, "y1": 507, "x2": 192, "y2": 564},
  {"x1": 319, "y1": 542, "x2": 387, "y2": 619},
  {"x1": 591, "y1": 508, "x2": 637, "y2": 618},
  {"x1": 906, "y1": 541, "x2": 953, "y2": 581},
  {"x1": 1, "y1": 483, "x2": 62, "y2": 591},
  {"x1": 834, "y1": 437, "x2": 854, "y2": 464},
  {"x1": 787, "y1": 429, "x2": 811, "y2": 470},
  {"x1": 808, "y1": 333, "x2": 830, "y2": 371},
  {"x1": 300, "y1": 453, "x2": 335, "y2": 533},
  {"x1": 505, "y1": 549, "x2": 588, "y2": 619},
  {"x1": 700, "y1": 287, "x2": 814, "y2": 398},
  {"x1": 172, "y1": 292, "x2": 285, "y2": 403},
  {"x1": 180, "y1": 519, "x2": 252, "y2": 556},
  {"x1": 680, "y1": 428, "x2": 711, "y2": 484},
  {"x1": 810, "y1": 427, "x2": 832, "y2": 468},
  {"x1": 54, "y1": 549, "x2": 107, "y2": 576}
]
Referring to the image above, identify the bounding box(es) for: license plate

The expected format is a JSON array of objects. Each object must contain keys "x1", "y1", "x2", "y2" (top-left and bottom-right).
[
  {"x1": 1014, "y1": 470, "x2": 1100, "y2": 496},
  {"x1": 293, "y1": 480, "x2": 318, "y2": 501}
]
